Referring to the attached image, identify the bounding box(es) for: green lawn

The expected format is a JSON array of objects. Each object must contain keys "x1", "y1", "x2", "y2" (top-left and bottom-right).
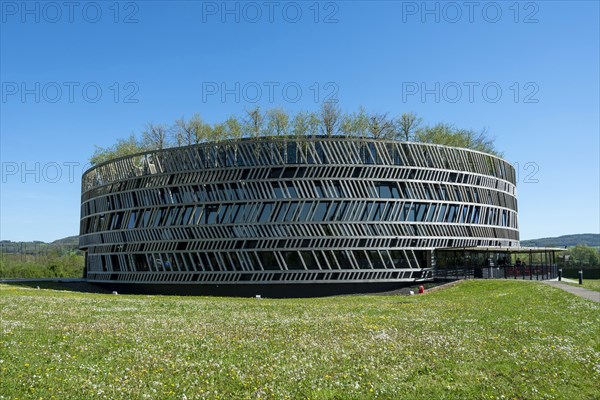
[
  {"x1": 1, "y1": 280, "x2": 598, "y2": 399},
  {"x1": 564, "y1": 278, "x2": 600, "y2": 293}
]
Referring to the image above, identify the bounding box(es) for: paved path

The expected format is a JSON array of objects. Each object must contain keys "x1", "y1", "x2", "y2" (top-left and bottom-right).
[{"x1": 543, "y1": 279, "x2": 600, "y2": 303}]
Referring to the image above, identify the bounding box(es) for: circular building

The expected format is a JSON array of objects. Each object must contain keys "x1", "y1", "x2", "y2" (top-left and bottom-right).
[{"x1": 79, "y1": 137, "x2": 519, "y2": 296}]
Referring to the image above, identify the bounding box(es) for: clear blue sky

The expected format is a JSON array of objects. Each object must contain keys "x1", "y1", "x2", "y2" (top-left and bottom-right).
[{"x1": 1, "y1": 1, "x2": 598, "y2": 242}]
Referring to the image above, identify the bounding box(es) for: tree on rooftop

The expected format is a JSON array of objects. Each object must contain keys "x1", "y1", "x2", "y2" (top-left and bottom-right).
[
  {"x1": 414, "y1": 123, "x2": 501, "y2": 157},
  {"x1": 89, "y1": 134, "x2": 149, "y2": 165},
  {"x1": 89, "y1": 108, "x2": 503, "y2": 165},
  {"x1": 319, "y1": 101, "x2": 341, "y2": 137},
  {"x1": 142, "y1": 123, "x2": 170, "y2": 151},
  {"x1": 266, "y1": 108, "x2": 290, "y2": 137},
  {"x1": 244, "y1": 106, "x2": 265, "y2": 139},
  {"x1": 367, "y1": 112, "x2": 396, "y2": 139},
  {"x1": 174, "y1": 113, "x2": 206, "y2": 146},
  {"x1": 396, "y1": 112, "x2": 422, "y2": 141}
]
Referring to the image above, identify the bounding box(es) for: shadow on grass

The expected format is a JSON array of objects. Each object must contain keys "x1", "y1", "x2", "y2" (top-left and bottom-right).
[
  {"x1": 1, "y1": 280, "x2": 113, "y2": 294},
  {"x1": 1, "y1": 279, "x2": 459, "y2": 297}
]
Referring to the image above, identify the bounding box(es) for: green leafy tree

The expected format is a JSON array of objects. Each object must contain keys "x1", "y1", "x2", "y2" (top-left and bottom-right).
[
  {"x1": 90, "y1": 134, "x2": 149, "y2": 165},
  {"x1": 210, "y1": 122, "x2": 227, "y2": 142},
  {"x1": 225, "y1": 115, "x2": 243, "y2": 165},
  {"x1": 567, "y1": 244, "x2": 600, "y2": 267},
  {"x1": 367, "y1": 112, "x2": 396, "y2": 139},
  {"x1": 414, "y1": 123, "x2": 501, "y2": 156},
  {"x1": 244, "y1": 106, "x2": 265, "y2": 139},
  {"x1": 306, "y1": 112, "x2": 320, "y2": 137},
  {"x1": 174, "y1": 113, "x2": 206, "y2": 145},
  {"x1": 225, "y1": 115, "x2": 243, "y2": 141},
  {"x1": 142, "y1": 123, "x2": 170, "y2": 150},
  {"x1": 396, "y1": 112, "x2": 422, "y2": 141},
  {"x1": 266, "y1": 108, "x2": 290, "y2": 137},
  {"x1": 90, "y1": 107, "x2": 505, "y2": 164},
  {"x1": 340, "y1": 107, "x2": 369, "y2": 139},
  {"x1": 319, "y1": 101, "x2": 341, "y2": 136},
  {"x1": 292, "y1": 112, "x2": 310, "y2": 139}
]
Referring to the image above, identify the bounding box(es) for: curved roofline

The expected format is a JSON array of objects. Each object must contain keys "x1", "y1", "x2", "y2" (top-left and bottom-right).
[{"x1": 84, "y1": 136, "x2": 509, "y2": 176}]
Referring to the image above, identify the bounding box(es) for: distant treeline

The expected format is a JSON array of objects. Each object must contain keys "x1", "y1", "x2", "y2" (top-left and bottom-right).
[
  {"x1": 555, "y1": 245, "x2": 600, "y2": 269},
  {"x1": 0, "y1": 236, "x2": 84, "y2": 279},
  {"x1": 90, "y1": 104, "x2": 501, "y2": 165}
]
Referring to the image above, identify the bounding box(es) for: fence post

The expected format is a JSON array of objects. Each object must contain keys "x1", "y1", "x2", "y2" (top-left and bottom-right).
[{"x1": 578, "y1": 270, "x2": 583, "y2": 285}]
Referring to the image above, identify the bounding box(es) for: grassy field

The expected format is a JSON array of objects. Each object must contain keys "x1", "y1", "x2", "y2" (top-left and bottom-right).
[
  {"x1": 0, "y1": 281, "x2": 598, "y2": 400},
  {"x1": 564, "y1": 279, "x2": 600, "y2": 293}
]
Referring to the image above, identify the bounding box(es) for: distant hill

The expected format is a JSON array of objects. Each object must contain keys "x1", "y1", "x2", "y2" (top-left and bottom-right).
[
  {"x1": 3, "y1": 234, "x2": 599, "y2": 254},
  {"x1": 0, "y1": 235, "x2": 80, "y2": 256},
  {"x1": 51, "y1": 236, "x2": 80, "y2": 247},
  {"x1": 520, "y1": 234, "x2": 599, "y2": 248}
]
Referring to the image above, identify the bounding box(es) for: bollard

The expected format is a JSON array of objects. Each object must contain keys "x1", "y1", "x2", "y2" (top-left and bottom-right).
[
  {"x1": 558, "y1": 268, "x2": 562, "y2": 281},
  {"x1": 578, "y1": 270, "x2": 583, "y2": 285}
]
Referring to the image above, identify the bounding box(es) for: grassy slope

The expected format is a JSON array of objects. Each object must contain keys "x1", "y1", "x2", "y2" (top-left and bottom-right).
[
  {"x1": 564, "y1": 279, "x2": 600, "y2": 293},
  {"x1": 0, "y1": 280, "x2": 598, "y2": 400}
]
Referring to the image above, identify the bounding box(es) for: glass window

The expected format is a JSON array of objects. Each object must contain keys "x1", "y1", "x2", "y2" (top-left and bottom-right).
[
  {"x1": 314, "y1": 181, "x2": 325, "y2": 198},
  {"x1": 377, "y1": 183, "x2": 392, "y2": 198},
  {"x1": 361, "y1": 203, "x2": 374, "y2": 221},
  {"x1": 285, "y1": 202, "x2": 299, "y2": 222},
  {"x1": 275, "y1": 203, "x2": 289, "y2": 222},
  {"x1": 128, "y1": 211, "x2": 137, "y2": 229},
  {"x1": 330, "y1": 181, "x2": 342, "y2": 198},
  {"x1": 269, "y1": 168, "x2": 283, "y2": 179},
  {"x1": 313, "y1": 202, "x2": 328, "y2": 221},
  {"x1": 472, "y1": 206, "x2": 480, "y2": 224},
  {"x1": 219, "y1": 205, "x2": 233, "y2": 224},
  {"x1": 426, "y1": 204, "x2": 436, "y2": 222},
  {"x1": 454, "y1": 187, "x2": 462, "y2": 201},
  {"x1": 440, "y1": 186, "x2": 448, "y2": 200},
  {"x1": 272, "y1": 182, "x2": 284, "y2": 199},
  {"x1": 353, "y1": 250, "x2": 370, "y2": 268},
  {"x1": 437, "y1": 204, "x2": 447, "y2": 223},
  {"x1": 205, "y1": 205, "x2": 219, "y2": 224},
  {"x1": 334, "y1": 201, "x2": 348, "y2": 220},
  {"x1": 286, "y1": 143, "x2": 297, "y2": 164},
  {"x1": 407, "y1": 204, "x2": 416, "y2": 222},
  {"x1": 286, "y1": 181, "x2": 297, "y2": 198},
  {"x1": 460, "y1": 207, "x2": 468, "y2": 224},
  {"x1": 415, "y1": 203, "x2": 427, "y2": 222},
  {"x1": 325, "y1": 202, "x2": 338, "y2": 221},
  {"x1": 297, "y1": 202, "x2": 311, "y2": 222},
  {"x1": 372, "y1": 202, "x2": 384, "y2": 221},
  {"x1": 258, "y1": 202, "x2": 274, "y2": 223},
  {"x1": 232, "y1": 204, "x2": 244, "y2": 223},
  {"x1": 152, "y1": 209, "x2": 163, "y2": 227},
  {"x1": 283, "y1": 251, "x2": 302, "y2": 268},
  {"x1": 447, "y1": 205, "x2": 457, "y2": 223},
  {"x1": 180, "y1": 207, "x2": 192, "y2": 225},
  {"x1": 301, "y1": 251, "x2": 319, "y2": 269}
]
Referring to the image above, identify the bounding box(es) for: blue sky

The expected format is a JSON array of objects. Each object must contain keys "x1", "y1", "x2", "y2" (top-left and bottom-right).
[{"x1": 1, "y1": 0, "x2": 598, "y2": 242}]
